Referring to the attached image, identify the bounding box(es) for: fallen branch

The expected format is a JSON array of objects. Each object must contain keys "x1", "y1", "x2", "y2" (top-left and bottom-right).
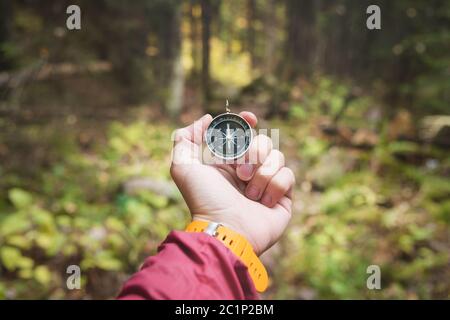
[{"x1": 0, "y1": 61, "x2": 112, "y2": 89}]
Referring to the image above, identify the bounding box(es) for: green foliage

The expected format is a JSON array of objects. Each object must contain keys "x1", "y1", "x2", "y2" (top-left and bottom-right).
[
  {"x1": 266, "y1": 84, "x2": 449, "y2": 299},
  {"x1": 1, "y1": 0, "x2": 448, "y2": 299},
  {"x1": 0, "y1": 79, "x2": 448, "y2": 300},
  {"x1": 8, "y1": 188, "x2": 33, "y2": 209},
  {"x1": 0, "y1": 120, "x2": 188, "y2": 299},
  {"x1": 289, "y1": 76, "x2": 349, "y2": 118}
]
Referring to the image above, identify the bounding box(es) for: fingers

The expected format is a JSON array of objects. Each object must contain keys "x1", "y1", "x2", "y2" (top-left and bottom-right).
[
  {"x1": 244, "y1": 149, "x2": 285, "y2": 201},
  {"x1": 173, "y1": 114, "x2": 212, "y2": 145},
  {"x1": 277, "y1": 195, "x2": 293, "y2": 214},
  {"x1": 236, "y1": 134, "x2": 273, "y2": 181},
  {"x1": 174, "y1": 111, "x2": 253, "y2": 151},
  {"x1": 239, "y1": 111, "x2": 257, "y2": 128},
  {"x1": 260, "y1": 167, "x2": 295, "y2": 208},
  {"x1": 173, "y1": 112, "x2": 254, "y2": 167},
  {"x1": 171, "y1": 114, "x2": 212, "y2": 166}
]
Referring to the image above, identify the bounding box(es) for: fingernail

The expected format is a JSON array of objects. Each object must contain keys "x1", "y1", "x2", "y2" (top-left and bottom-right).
[
  {"x1": 247, "y1": 185, "x2": 260, "y2": 200},
  {"x1": 240, "y1": 163, "x2": 254, "y2": 178},
  {"x1": 261, "y1": 194, "x2": 272, "y2": 207}
]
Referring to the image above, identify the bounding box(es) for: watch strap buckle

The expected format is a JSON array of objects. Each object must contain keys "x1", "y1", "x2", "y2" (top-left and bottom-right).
[{"x1": 203, "y1": 222, "x2": 222, "y2": 237}]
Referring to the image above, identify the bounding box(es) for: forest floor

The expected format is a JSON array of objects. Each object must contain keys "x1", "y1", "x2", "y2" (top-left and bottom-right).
[{"x1": 0, "y1": 75, "x2": 449, "y2": 299}]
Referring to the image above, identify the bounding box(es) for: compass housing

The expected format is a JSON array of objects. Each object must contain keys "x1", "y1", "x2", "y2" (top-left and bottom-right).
[{"x1": 205, "y1": 112, "x2": 253, "y2": 160}]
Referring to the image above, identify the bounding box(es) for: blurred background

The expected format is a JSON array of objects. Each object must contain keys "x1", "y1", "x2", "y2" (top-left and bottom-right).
[{"x1": 0, "y1": 0, "x2": 449, "y2": 299}]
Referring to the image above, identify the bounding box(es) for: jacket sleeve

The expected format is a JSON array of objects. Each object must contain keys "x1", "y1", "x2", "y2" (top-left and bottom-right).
[{"x1": 117, "y1": 231, "x2": 259, "y2": 300}]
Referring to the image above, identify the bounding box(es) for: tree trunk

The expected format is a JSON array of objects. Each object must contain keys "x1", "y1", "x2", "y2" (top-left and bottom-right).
[
  {"x1": 166, "y1": 3, "x2": 184, "y2": 118},
  {"x1": 263, "y1": 0, "x2": 277, "y2": 75},
  {"x1": 189, "y1": 0, "x2": 200, "y2": 77},
  {"x1": 201, "y1": 0, "x2": 212, "y2": 106},
  {"x1": 0, "y1": 0, "x2": 13, "y2": 71},
  {"x1": 282, "y1": 0, "x2": 317, "y2": 79},
  {"x1": 247, "y1": 0, "x2": 256, "y2": 69}
]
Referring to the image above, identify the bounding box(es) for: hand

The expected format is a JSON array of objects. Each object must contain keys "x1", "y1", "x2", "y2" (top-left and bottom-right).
[{"x1": 170, "y1": 112, "x2": 295, "y2": 255}]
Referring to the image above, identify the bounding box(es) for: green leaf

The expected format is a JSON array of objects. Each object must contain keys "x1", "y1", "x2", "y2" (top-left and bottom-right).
[
  {"x1": 34, "y1": 266, "x2": 52, "y2": 285},
  {"x1": 35, "y1": 234, "x2": 52, "y2": 250},
  {"x1": 0, "y1": 282, "x2": 6, "y2": 299},
  {"x1": 139, "y1": 191, "x2": 168, "y2": 209},
  {"x1": 0, "y1": 246, "x2": 21, "y2": 270},
  {"x1": 31, "y1": 207, "x2": 55, "y2": 232},
  {"x1": 0, "y1": 213, "x2": 32, "y2": 236},
  {"x1": 95, "y1": 251, "x2": 122, "y2": 271},
  {"x1": 18, "y1": 268, "x2": 33, "y2": 279},
  {"x1": 6, "y1": 235, "x2": 32, "y2": 250},
  {"x1": 0, "y1": 246, "x2": 34, "y2": 271},
  {"x1": 105, "y1": 217, "x2": 125, "y2": 232},
  {"x1": 8, "y1": 188, "x2": 33, "y2": 209}
]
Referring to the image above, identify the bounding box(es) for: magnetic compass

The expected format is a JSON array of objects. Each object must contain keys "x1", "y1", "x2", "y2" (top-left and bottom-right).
[{"x1": 205, "y1": 102, "x2": 253, "y2": 160}]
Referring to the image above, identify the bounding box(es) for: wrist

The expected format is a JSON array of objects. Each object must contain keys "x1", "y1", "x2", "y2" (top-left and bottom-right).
[
  {"x1": 191, "y1": 214, "x2": 262, "y2": 255},
  {"x1": 185, "y1": 219, "x2": 269, "y2": 292}
]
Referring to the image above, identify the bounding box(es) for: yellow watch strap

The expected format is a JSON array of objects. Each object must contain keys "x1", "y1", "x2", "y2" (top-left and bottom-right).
[{"x1": 185, "y1": 220, "x2": 269, "y2": 292}]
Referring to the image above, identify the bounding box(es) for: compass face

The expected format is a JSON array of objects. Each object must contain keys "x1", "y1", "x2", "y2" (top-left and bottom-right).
[{"x1": 205, "y1": 113, "x2": 252, "y2": 160}]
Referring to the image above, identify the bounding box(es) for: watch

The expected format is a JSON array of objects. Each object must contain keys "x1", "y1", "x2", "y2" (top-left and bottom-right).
[{"x1": 185, "y1": 220, "x2": 269, "y2": 292}]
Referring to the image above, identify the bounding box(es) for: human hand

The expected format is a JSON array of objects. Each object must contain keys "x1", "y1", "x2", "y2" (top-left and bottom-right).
[{"x1": 170, "y1": 112, "x2": 295, "y2": 255}]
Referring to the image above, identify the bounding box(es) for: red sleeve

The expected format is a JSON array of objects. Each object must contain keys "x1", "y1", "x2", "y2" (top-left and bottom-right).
[{"x1": 117, "y1": 231, "x2": 259, "y2": 300}]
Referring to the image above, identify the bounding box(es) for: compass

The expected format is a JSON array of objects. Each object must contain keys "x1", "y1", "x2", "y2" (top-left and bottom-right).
[{"x1": 205, "y1": 103, "x2": 252, "y2": 160}]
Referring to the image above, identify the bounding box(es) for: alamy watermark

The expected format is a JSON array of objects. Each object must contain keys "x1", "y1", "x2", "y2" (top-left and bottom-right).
[
  {"x1": 66, "y1": 5, "x2": 81, "y2": 30},
  {"x1": 65, "y1": 4, "x2": 380, "y2": 31},
  {"x1": 366, "y1": 265, "x2": 381, "y2": 290},
  {"x1": 66, "y1": 264, "x2": 81, "y2": 290},
  {"x1": 366, "y1": 5, "x2": 381, "y2": 30}
]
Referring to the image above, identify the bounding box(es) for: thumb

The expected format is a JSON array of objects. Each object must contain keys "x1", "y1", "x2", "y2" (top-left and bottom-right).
[{"x1": 171, "y1": 114, "x2": 212, "y2": 166}]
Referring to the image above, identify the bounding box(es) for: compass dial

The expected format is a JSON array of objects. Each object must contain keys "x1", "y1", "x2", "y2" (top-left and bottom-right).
[{"x1": 205, "y1": 113, "x2": 252, "y2": 160}]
